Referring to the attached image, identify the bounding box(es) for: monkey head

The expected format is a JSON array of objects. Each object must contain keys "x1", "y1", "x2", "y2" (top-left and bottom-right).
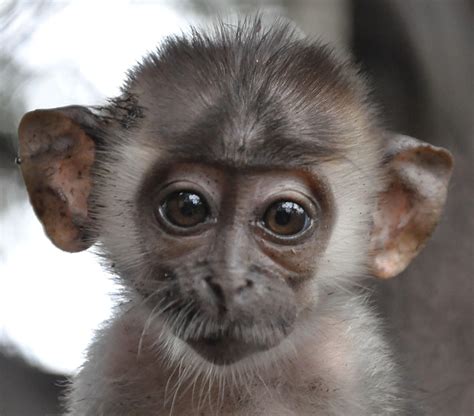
[{"x1": 17, "y1": 22, "x2": 453, "y2": 371}]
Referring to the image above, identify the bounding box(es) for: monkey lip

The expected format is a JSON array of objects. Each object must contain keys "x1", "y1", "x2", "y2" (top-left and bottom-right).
[
  {"x1": 186, "y1": 333, "x2": 275, "y2": 365},
  {"x1": 166, "y1": 305, "x2": 295, "y2": 365}
]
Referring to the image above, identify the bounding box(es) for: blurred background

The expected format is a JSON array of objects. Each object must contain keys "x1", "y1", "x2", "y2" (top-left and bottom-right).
[{"x1": 0, "y1": 0, "x2": 472, "y2": 415}]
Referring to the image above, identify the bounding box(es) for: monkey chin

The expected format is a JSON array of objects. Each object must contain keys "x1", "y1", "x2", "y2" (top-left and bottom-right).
[
  {"x1": 161, "y1": 303, "x2": 297, "y2": 366},
  {"x1": 186, "y1": 334, "x2": 281, "y2": 366}
]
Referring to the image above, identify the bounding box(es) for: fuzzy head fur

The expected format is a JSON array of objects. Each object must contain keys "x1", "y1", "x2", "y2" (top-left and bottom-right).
[{"x1": 91, "y1": 19, "x2": 383, "y2": 370}]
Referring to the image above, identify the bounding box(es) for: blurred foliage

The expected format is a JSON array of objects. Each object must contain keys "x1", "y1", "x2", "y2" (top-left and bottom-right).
[
  {"x1": 0, "y1": 0, "x2": 53, "y2": 162},
  {"x1": 0, "y1": 0, "x2": 51, "y2": 55}
]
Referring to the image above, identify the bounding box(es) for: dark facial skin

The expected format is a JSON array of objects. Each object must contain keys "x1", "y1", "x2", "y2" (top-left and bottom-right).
[{"x1": 136, "y1": 162, "x2": 334, "y2": 365}]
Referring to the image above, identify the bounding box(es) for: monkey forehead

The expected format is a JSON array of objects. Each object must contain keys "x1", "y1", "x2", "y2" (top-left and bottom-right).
[
  {"x1": 125, "y1": 86, "x2": 371, "y2": 170},
  {"x1": 119, "y1": 21, "x2": 374, "y2": 168}
]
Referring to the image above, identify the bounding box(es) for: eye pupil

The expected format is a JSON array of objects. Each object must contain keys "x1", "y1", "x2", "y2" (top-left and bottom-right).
[
  {"x1": 275, "y1": 202, "x2": 301, "y2": 226},
  {"x1": 263, "y1": 201, "x2": 309, "y2": 236},
  {"x1": 179, "y1": 193, "x2": 201, "y2": 217},
  {"x1": 161, "y1": 191, "x2": 208, "y2": 228}
]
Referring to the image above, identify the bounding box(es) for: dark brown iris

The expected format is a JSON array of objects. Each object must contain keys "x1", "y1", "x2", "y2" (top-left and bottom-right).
[
  {"x1": 263, "y1": 201, "x2": 309, "y2": 236},
  {"x1": 161, "y1": 191, "x2": 208, "y2": 228}
]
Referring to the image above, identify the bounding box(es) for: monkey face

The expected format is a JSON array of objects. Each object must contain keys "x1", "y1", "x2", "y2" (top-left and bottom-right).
[{"x1": 132, "y1": 162, "x2": 333, "y2": 365}]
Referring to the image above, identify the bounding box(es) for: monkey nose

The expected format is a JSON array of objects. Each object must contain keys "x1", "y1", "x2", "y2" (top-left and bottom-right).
[{"x1": 201, "y1": 275, "x2": 255, "y2": 316}]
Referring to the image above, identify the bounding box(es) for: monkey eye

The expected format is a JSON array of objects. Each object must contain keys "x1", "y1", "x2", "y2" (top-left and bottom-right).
[
  {"x1": 160, "y1": 191, "x2": 209, "y2": 228},
  {"x1": 262, "y1": 201, "x2": 311, "y2": 237}
]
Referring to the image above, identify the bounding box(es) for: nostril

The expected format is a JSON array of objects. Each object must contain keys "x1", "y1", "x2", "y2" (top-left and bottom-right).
[
  {"x1": 236, "y1": 278, "x2": 254, "y2": 295},
  {"x1": 203, "y1": 276, "x2": 226, "y2": 309}
]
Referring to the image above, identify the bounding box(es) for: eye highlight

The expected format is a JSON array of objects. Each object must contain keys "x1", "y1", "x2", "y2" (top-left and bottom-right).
[
  {"x1": 262, "y1": 201, "x2": 311, "y2": 237},
  {"x1": 160, "y1": 191, "x2": 209, "y2": 228}
]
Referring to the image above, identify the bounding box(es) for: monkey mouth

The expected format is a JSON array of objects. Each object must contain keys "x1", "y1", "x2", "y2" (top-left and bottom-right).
[
  {"x1": 186, "y1": 331, "x2": 277, "y2": 365},
  {"x1": 161, "y1": 298, "x2": 295, "y2": 365}
]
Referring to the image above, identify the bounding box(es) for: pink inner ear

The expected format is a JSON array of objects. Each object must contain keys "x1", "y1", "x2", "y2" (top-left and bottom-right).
[
  {"x1": 370, "y1": 141, "x2": 453, "y2": 279},
  {"x1": 371, "y1": 180, "x2": 422, "y2": 279}
]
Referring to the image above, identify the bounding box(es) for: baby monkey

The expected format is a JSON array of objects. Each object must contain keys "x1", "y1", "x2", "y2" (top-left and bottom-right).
[{"x1": 18, "y1": 19, "x2": 452, "y2": 416}]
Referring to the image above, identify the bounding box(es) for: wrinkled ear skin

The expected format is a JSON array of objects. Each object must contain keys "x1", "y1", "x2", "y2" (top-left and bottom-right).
[
  {"x1": 18, "y1": 107, "x2": 99, "y2": 252},
  {"x1": 371, "y1": 134, "x2": 454, "y2": 279}
]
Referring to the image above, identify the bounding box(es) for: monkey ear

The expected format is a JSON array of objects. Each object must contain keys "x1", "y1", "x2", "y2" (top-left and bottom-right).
[
  {"x1": 370, "y1": 134, "x2": 453, "y2": 279},
  {"x1": 18, "y1": 107, "x2": 100, "y2": 253}
]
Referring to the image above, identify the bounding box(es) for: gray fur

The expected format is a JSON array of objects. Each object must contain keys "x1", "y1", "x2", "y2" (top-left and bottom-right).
[{"x1": 65, "y1": 18, "x2": 413, "y2": 415}]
